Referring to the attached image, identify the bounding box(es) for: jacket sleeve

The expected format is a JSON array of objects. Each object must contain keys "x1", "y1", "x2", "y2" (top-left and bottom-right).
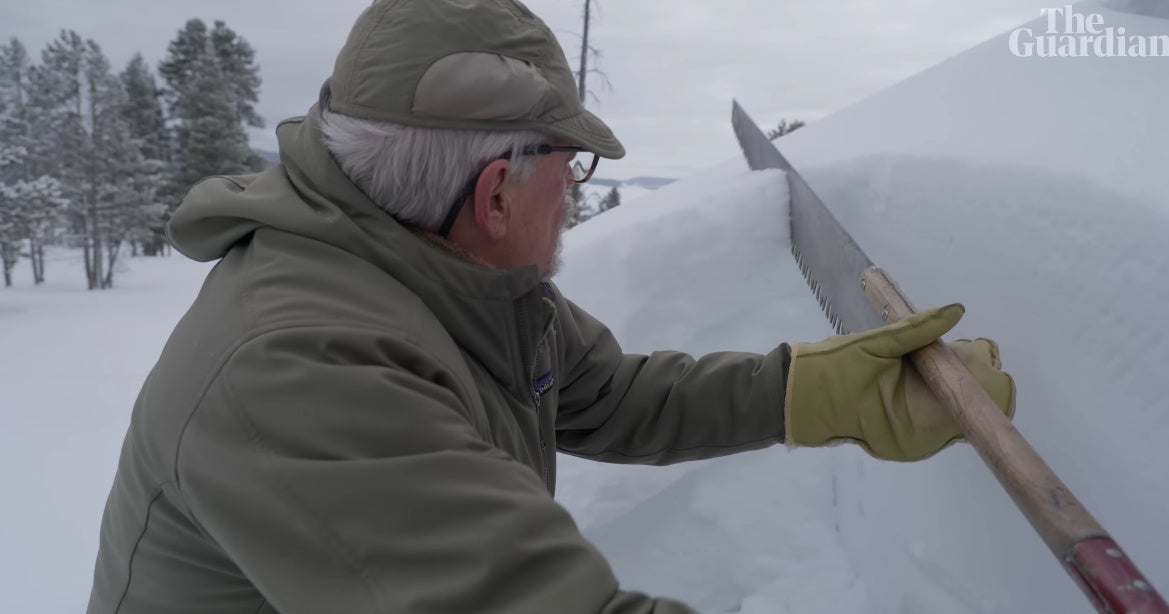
[
  {"x1": 176, "y1": 325, "x2": 697, "y2": 614},
  {"x1": 553, "y1": 292, "x2": 790, "y2": 465}
]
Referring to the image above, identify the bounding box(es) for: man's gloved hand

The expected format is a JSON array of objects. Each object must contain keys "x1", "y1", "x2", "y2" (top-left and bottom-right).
[{"x1": 784, "y1": 303, "x2": 1015, "y2": 462}]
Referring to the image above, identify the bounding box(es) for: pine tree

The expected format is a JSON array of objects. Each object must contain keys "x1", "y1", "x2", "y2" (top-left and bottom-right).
[
  {"x1": 0, "y1": 39, "x2": 31, "y2": 167},
  {"x1": 1, "y1": 37, "x2": 67, "y2": 285},
  {"x1": 0, "y1": 38, "x2": 27, "y2": 286},
  {"x1": 565, "y1": 182, "x2": 598, "y2": 229},
  {"x1": 121, "y1": 54, "x2": 168, "y2": 163},
  {"x1": 85, "y1": 42, "x2": 162, "y2": 288},
  {"x1": 2, "y1": 34, "x2": 161, "y2": 288},
  {"x1": 23, "y1": 33, "x2": 150, "y2": 289},
  {"x1": 103, "y1": 60, "x2": 167, "y2": 276},
  {"x1": 29, "y1": 30, "x2": 89, "y2": 285},
  {"x1": 0, "y1": 157, "x2": 26, "y2": 287},
  {"x1": 171, "y1": 51, "x2": 252, "y2": 189},
  {"x1": 599, "y1": 186, "x2": 621, "y2": 212},
  {"x1": 158, "y1": 19, "x2": 208, "y2": 116},
  {"x1": 120, "y1": 54, "x2": 170, "y2": 255},
  {"x1": 0, "y1": 176, "x2": 67, "y2": 286},
  {"x1": 160, "y1": 19, "x2": 264, "y2": 205},
  {"x1": 32, "y1": 31, "x2": 87, "y2": 185},
  {"x1": 0, "y1": 186, "x2": 24, "y2": 287},
  {"x1": 767, "y1": 119, "x2": 805, "y2": 140},
  {"x1": 209, "y1": 21, "x2": 263, "y2": 130}
]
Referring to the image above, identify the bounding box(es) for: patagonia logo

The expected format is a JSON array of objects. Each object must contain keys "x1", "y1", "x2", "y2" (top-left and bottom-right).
[{"x1": 533, "y1": 370, "x2": 555, "y2": 398}]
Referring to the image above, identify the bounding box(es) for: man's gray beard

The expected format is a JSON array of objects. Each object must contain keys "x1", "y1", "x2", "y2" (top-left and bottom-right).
[{"x1": 544, "y1": 191, "x2": 578, "y2": 280}]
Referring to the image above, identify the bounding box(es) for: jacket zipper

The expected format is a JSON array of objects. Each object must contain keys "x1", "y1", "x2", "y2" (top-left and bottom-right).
[{"x1": 516, "y1": 301, "x2": 551, "y2": 491}]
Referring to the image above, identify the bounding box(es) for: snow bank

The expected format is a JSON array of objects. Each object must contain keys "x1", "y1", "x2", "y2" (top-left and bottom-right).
[
  {"x1": 766, "y1": 2, "x2": 1169, "y2": 611},
  {"x1": 556, "y1": 164, "x2": 872, "y2": 613},
  {"x1": 804, "y1": 155, "x2": 1169, "y2": 612},
  {"x1": 559, "y1": 1, "x2": 1168, "y2": 611}
]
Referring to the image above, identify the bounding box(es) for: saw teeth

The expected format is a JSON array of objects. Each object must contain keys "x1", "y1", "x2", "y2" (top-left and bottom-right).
[
  {"x1": 794, "y1": 245, "x2": 846, "y2": 334},
  {"x1": 739, "y1": 101, "x2": 864, "y2": 337}
]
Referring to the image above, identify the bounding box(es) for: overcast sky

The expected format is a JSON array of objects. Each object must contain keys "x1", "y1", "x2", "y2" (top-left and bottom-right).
[{"x1": 2, "y1": 0, "x2": 1059, "y2": 180}]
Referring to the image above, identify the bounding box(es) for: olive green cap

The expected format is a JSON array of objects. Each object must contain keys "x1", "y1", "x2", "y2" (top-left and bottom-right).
[{"x1": 327, "y1": 0, "x2": 625, "y2": 159}]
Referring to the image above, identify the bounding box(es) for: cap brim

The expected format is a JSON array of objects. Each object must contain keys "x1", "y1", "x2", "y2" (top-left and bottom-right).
[{"x1": 545, "y1": 109, "x2": 625, "y2": 159}]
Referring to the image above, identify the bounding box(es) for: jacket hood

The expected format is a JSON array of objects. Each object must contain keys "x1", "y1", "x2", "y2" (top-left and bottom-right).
[{"x1": 167, "y1": 107, "x2": 552, "y2": 398}]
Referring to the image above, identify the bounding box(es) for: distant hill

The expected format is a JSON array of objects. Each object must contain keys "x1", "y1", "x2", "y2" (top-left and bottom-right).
[
  {"x1": 589, "y1": 176, "x2": 676, "y2": 191},
  {"x1": 256, "y1": 149, "x2": 280, "y2": 166}
]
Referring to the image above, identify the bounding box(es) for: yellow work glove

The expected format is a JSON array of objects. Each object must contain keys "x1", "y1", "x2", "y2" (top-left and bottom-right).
[{"x1": 784, "y1": 304, "x2": 1015, "y2": 461}]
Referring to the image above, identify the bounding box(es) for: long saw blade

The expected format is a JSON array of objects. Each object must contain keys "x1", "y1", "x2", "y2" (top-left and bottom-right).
[{"x1": 731, "y1": 99, "x2": 889, "y2": 334}]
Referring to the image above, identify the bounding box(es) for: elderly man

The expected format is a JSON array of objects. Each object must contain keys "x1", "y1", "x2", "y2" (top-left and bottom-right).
[{"x1": 87, "y1": 1, "x2": 1014, "y2": 612}]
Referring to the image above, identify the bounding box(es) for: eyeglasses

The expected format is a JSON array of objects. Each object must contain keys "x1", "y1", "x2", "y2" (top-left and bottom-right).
[
  {"x1": 437, "y1": 144, "x2": 600, "y2": 237},
  {"x1": 502, "y1": 144, "x2": 600, "y2": 184}
]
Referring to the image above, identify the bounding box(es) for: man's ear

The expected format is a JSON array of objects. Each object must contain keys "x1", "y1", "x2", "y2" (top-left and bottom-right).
[{"x1": 471, "y1": 159, "x2": 514, "y2": 241}]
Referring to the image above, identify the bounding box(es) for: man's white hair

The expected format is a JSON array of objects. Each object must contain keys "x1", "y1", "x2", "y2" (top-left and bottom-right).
[{"x1": 319, "y1": 109, "x2": 545, "y2": 230}]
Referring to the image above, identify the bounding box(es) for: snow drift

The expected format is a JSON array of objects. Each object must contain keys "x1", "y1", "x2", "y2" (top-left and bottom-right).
[{"x1": 556, "y1": 1, "x2": 1168, "y2": 612}]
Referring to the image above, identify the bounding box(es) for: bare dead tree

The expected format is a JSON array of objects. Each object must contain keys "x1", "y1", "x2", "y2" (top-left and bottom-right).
[
  {"x1": 576, "y1": 0, "x2": 590, "y2": 104},
  {"x1": 572, "y1": 0, "x2": 612, "y2": 107}
]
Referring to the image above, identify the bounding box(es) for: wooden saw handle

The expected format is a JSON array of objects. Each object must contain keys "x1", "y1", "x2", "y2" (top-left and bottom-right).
[{"x1": 859, "y1": 266, "x2": 1167, "y2": 614}]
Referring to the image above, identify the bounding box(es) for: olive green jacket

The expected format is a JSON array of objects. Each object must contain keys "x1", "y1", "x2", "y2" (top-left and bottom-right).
[{"x1": 87, "y1": 109, "x2": 790, "y2": 614}]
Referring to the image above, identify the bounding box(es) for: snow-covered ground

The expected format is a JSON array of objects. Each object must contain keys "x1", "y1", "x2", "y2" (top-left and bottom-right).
[
  {"x1": 0, "y1": 252, "x2": 214, "y2": 612},
  {"x1": 3, "y1": 1, "x2": 1167, "y2": 611}
]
